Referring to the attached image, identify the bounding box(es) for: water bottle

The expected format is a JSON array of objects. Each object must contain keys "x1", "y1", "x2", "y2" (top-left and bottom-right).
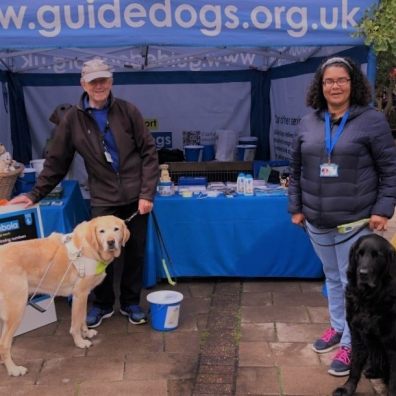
[
  {"x1": 237, "y1": 173, "x2": 245, "y2": 194},
  {"x1": 244, "y1": 174, "x2": 254, "y2": 196}
]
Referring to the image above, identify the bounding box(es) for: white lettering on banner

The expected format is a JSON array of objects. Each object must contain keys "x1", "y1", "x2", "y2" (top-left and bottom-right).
[
  {"x1": 0, "y1": 220, "x2": 19, "y2": 232},
  {"x1": 17, "y1": 49, "x2": 257, "y2": 72},
  {"x1": 0, "y1": 0, "x2": 366, "y2": 41}
]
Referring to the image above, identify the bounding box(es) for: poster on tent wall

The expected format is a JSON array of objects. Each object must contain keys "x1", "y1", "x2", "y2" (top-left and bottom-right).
[{"x1": 269, "y1": 74, "x2": 313, "y2": 161}]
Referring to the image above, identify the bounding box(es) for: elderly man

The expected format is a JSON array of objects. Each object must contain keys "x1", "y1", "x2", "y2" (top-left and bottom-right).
[{"x1": 10, "y1": 58, "x2": 159, "y2": 327}]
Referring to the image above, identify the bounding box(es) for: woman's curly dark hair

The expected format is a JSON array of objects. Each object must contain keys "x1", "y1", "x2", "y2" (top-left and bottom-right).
[{"x1": 306, "y1": 56, "x2": 372, "y2": 110}]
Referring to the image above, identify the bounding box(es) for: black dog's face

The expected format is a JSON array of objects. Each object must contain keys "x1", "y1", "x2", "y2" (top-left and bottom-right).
[{"x1": 349, "y1": 234, "x2": 395, "y2": 289}]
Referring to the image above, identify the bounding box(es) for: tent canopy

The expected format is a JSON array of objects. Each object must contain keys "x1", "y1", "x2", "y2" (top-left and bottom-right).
[{"x1": 0, "y1": 0, "x2": 376, "y2": 72}]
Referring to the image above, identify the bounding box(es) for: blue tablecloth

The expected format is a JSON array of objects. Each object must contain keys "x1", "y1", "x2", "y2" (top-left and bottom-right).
[
  {"x1": 40, "y1": 180, "x2": 90, "y2": 236},
  {"x1": 143, "y1": 193, "x2": 323, "y2": 287}
]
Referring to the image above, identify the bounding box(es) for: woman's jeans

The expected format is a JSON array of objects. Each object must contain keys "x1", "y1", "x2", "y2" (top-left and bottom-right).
[{"x1": 306, "y1": 221, "x2": 372, "y2": 348}]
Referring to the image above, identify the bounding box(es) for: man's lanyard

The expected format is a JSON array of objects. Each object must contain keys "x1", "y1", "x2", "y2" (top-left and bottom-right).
[{"x1": 324, "y1": 111, "x2": 349, "y2": 162}]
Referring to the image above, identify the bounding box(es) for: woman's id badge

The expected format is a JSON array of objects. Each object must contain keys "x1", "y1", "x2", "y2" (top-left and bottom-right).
[{"x1": 320, "y1": 163, "x2": 338, "y2": 177}]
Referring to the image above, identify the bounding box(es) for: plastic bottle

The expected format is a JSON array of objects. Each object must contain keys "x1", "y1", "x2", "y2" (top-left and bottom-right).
[
  {"x1": 237, "y1": 173, "x2": 245, "y2": 194},
  {"x1": 244, "y1": 174, "x2": 254, "y2": 196}
]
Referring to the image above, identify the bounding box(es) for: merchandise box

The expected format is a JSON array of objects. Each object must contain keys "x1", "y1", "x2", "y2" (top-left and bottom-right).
[
  {"x1": 14, "y1": 295, "x2": 57, "y2": 337},
  {"x1": 0, "y1": 205, "x2": 58, "y2": 335}
]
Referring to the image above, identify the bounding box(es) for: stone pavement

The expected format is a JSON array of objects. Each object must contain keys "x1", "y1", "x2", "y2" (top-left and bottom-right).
[
  {"x1": 0, "y1": 218, "x2": 394, "y2": 396},
  {"x1": 0, "y1": 279, "x2": 382, "y2": 396}
]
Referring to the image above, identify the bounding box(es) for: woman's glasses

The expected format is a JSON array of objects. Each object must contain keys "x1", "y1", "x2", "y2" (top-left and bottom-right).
[{"x1": 322, "y1": 77, "x2": 351, "y2": 87}]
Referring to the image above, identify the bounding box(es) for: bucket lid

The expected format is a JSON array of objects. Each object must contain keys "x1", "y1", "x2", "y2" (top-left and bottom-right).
[
  {"x1": 147, "y1": 290, "x2": 184, "y2": 304},
  {"x1": 239, "y1": 136, "x2": 258, "y2": 142},
  {"x1": 237, "y1": 144, "x2": 257, "y2": 149}
]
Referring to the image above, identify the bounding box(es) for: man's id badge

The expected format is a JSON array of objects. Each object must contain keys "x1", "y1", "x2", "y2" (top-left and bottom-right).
[
  {"x1": 104, "y1": 151, "x2": 113, "y2": 163},
  {"x1": 320, "y1": 163, "x2": 338, "y2": 177}
]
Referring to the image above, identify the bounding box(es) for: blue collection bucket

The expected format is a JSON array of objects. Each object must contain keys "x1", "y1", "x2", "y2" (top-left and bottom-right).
[
  {"x1": 202, "y1": 144, "x2": 215, "y2": 161},
  {"x1": 237, "y1": 144, "x2": 257, "y2": 161},
  {"x1": 184, "y1": 145, "x2": 203, "y2": 162},
  {"x1": 146, "y1": 290, "x2": 184, "y2": 331},
  {"x1": 238, "y1": 136, "x2": 258, "y2": 146}
]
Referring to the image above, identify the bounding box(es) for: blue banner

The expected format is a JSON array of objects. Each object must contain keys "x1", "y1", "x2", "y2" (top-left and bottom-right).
[{"x1": 0, "y1": 0, "x2": 377, "y2": 49}]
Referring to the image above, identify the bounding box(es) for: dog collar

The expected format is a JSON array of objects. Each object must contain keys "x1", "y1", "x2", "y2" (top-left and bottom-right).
[{"x1": 63, "y1": 234, "x2": 108, "y2": 277}]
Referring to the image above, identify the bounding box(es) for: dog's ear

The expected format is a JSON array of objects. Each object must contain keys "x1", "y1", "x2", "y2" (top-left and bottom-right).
[
  {"x1": 387, "y1": 243, "x2": 396, "y2": 279},
  {"x1": 71, "y1": 221, "x2": 88, "y2": 250},
  {"x1": 85, "y1": 220, "x2": 100, "y2": 252},
  {"x1": 347, "y1": 238, "x2": 360, "y2": 287},
  {"x1": 121, "y1": 222, "x2": 131, "y2": 247}
]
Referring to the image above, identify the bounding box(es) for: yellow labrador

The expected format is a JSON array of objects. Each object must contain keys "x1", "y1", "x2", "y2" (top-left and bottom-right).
[{"x1": 0, "y1": 215, "x2": 130, "y2": 376}]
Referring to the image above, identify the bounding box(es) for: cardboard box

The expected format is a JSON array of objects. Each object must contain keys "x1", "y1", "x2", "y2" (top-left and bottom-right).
[{"x1": 15, "y1": 295, "x2": 57, "y2": 337}]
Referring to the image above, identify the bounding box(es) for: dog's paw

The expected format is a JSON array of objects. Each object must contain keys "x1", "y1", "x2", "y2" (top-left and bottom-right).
[
  {"x1": 83, "y1": 328, "x2": 97, "y2": 339},
  {"x1": 75, "y1": 338, "x2": 92, "y2": 349},
  {"x1": 369, "y1": 379, "x2": 388, "y2": 396},
  {"x1": 7, "y1": 364, "x2": 28, "y2": 377},
  {"x1": 332, "y1": 387, "x2": 353, "y2": 396}
]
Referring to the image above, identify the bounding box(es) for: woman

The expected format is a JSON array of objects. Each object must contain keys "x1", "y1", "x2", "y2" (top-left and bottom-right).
[{"x1": 288, "y1": 56, "x2": 396, "y2": 376}]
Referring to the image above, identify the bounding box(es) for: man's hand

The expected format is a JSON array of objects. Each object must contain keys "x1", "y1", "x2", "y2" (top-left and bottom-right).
[
  {"x1": 138, "y1": 198, "x2": 153, "y2": 215},
  {"x1": 7, "y1": 195, "x2": 34, "y2": 208}
]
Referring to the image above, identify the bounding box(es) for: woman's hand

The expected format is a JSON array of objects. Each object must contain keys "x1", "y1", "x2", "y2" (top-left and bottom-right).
[
  {"x1": 369, "y1": 215, "x2": 388, "y2": 231},
  {"x1": 291, "y1": 213, "x2": 305, "y2": 226}
]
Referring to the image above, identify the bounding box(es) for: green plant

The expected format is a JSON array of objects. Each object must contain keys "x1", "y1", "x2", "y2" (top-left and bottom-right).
[{"x1": 355, "y1": 0, "x2": 396, "y2": 127}]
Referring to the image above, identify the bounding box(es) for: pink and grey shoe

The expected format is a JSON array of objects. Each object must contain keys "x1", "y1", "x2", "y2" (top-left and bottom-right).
[
  {"x1": 312, "y1": 327, "x2": 342, "y2": 353},
  {"x1": 328, "y1": 346, "x2": 351, "y2": 377}
]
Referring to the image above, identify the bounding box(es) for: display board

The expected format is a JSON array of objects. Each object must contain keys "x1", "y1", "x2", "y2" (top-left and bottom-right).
[{"x1": 0, "y1": 205, "x2": 44, "y2": 245}]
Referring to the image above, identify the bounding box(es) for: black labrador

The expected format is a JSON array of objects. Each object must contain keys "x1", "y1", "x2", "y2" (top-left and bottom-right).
[{"x1": 333, "y1": 234, "x2": 396, "y2": 396}]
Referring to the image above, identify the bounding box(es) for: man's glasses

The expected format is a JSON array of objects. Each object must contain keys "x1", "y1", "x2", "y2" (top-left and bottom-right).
[{"x1": 322, "y1": 77, "x2": 351, "y2": 87}]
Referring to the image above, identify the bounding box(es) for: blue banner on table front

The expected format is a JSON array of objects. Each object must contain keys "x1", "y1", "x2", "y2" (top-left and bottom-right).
[{"x1": 143, "y1": 194, "x2": 323, "y2": 287}]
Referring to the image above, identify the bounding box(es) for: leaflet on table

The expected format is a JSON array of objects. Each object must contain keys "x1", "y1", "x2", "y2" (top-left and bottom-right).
[
  {"x1": 254, "y1": 184, "x2": 288, "y2": 196},
  {"x1": 175, "y1": 185, "x2": 207, "y2": 193}
]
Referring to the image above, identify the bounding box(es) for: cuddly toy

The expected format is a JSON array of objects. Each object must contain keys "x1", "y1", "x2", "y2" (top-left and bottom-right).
[{"x1": 0, "y1": 144, "x2": 16, "y2": 172}]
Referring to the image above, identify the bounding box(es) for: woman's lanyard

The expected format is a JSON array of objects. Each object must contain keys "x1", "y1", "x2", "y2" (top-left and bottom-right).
[{"x1": 324, "y1": 111, "x2": 349, "y2": 163}]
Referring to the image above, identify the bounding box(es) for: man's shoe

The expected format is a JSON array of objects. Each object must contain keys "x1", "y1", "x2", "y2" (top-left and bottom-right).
[
  {"x1": 328, "y1": 346, "x2": 351, "y2": 377},
  {"x1": 312, "y1": 327, "x2": 342, "y2": 353},
  {"x1": 86, "y1": 306, "x2": 114, "y2": 328},
  {"x1": 120, "y1": 304, "x2": 147, "y2": 325}
]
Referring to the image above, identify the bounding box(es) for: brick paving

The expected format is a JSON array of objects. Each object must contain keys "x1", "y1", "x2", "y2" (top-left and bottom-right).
[
  {"x1": 0, "y1": 212, "x2": 394, "y2": 395},
  {"x1": 192, "y1": 281, "x2": 242, "y2": 395}
]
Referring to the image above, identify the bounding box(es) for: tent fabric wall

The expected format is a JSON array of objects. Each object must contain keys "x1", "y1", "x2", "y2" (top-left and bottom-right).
[{"x1": 6, "y1": 70, "x2": 269, "y2": 162}]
